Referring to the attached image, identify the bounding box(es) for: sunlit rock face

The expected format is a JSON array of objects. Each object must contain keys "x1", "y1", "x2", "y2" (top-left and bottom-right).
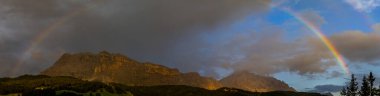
[
  {"x1": 41, "y1": 51, "x2": 295, "y2": 91},
  {"x1": 41, "y1": 51, "x2": 222, "y2": 90},
  {"x1": 220, "y1": 71, "x2": 296, "y2": 92}
]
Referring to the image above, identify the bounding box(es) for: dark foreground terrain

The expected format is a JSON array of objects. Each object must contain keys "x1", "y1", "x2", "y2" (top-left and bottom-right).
[{"x1": 0, "y1": 75, "x2": 326, "y2": 96}]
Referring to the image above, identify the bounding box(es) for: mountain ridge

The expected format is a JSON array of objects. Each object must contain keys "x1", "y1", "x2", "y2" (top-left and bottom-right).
[
  {"x1": 41, "y1": 51, "x2": 295, "y2": 92},
  {"x1": 41, "y1": 51, "x2": 222, "y2": 90}
]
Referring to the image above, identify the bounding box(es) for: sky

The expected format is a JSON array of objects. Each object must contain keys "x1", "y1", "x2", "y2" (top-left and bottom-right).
[{"x1": 1, "y1": 0, "x2": 380, "y2": 94}]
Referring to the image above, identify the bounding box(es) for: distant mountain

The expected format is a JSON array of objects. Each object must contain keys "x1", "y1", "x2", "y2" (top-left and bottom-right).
[
  {"x1": 220, "y1": 71, "x2": 295, "y2": 92},
  {"x1": 41, "y1": 51, "x2": 295, "y2": 92},
  {"x1": 41, "y1": 51, "x2": 222, "y2": 90},
  {"x1": 0, "y1": 75, "x2": 327, "y2": 96}
]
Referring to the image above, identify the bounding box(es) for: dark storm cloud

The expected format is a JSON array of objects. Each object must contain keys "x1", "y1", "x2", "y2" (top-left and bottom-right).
[
  {"x1": 48, "y1": 0, "x2": 271, "y2": 52},
  {"x1": 0, "y1": 0, "x2": 272, "y2": 77},
  {"x1": 45, "y1": 0, "x2": 272, "y2": 76},
  {"x1": 2, "y1": 0, "x2": 380, "y2": 78}
]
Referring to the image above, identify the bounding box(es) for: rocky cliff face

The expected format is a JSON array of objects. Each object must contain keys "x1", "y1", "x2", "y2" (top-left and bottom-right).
[
  {"x1": 41, "y1": 51, "x2": 222, "y2": 90},
  {"x1": 41, "y1": 51, "x2": 295, "y2": 92},
  {"x1": 220, "y1": 71, "x2": 295, "y2": 92}
]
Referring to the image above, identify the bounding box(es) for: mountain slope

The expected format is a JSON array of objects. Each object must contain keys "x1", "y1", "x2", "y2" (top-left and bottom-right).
[
  {"x1": 41, "y1": 51, "x2": 296, "y2": 92},
  {"x1": 220, "y1": 71, "x2": 295, "y2": 92},
  {"x1": 41, "y1": 51, "x2": 222, "y2": 90}
]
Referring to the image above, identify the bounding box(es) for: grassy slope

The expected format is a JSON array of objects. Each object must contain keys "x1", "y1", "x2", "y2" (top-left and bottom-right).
[{"x1": 0, "y1": 75, "x2": 326, "y2": 96}]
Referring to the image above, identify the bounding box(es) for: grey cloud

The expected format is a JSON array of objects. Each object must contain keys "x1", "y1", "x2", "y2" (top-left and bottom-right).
[
  {"x1": 311, "y1": 84, "x2": 344, "y2": 93},
  {"x1": 304, "y1": 24, "x2": 380, "y2": 64},
  {"x1": 214, "y1": 25, "x2": 335, "y2": 75},
  {"x1": 330, "y1": 31, "x2": 380, "y2": 63},
  {"x1": 225, "y1": 11, "x2": 334, "y2": 75},
  {"x1": 328, "y1": 71, "x2": 344, "y2": 79}
]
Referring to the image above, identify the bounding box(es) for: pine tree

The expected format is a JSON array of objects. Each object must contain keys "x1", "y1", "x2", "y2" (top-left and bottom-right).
[
  {"x1": 374, "y1": 85, "x2": 380, "y2": 96},
  {"x1": 341, "y1": 87, "x2": 347, "y2": 96},
  {"x1": 347, "y1": 74, "x2": 358, "y2": 96},
  {"x1": 368, "y1": 72, "x2": 376, "y2": 96},
  {"x1": 377, "y1": 85, "x2": 380, "y2": 96},
  {"x1": 359, "y1": 76, "x2": 370, "y2": 96}
]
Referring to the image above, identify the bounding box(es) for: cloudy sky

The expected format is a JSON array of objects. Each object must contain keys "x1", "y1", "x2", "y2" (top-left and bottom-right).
[{"x1": 1, "y1": 0, "x2": 380, "y2": 93}]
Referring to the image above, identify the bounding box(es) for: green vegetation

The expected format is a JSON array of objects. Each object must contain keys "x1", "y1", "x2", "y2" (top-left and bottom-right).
[
  {"x1": 0, "y1": 75, "x2": 129, "y2": 96},
  {"x1": 0, "y1": 75, "x2": 326, "y2": 96}
]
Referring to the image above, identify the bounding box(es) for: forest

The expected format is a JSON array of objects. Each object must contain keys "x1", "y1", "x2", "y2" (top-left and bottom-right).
[
  {"x1": 341, "y1": 72, "x2": 378, "y2": 96},
  {"x1": 0, "y1": 75, "x2": 326, "y2": 96}
]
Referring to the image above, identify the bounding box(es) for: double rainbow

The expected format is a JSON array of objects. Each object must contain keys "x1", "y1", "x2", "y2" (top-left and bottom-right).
[{"x1": 11, "y1": 2, "x2": 350, "y2": 76}]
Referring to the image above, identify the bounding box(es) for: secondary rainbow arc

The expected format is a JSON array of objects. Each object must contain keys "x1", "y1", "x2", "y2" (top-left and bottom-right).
[
  {"x1": 11, "y1": 1, "x2": 351, "y2": 76},
  {"x1": 10, "y1": 1, "x2": 105, "y2": 76}
]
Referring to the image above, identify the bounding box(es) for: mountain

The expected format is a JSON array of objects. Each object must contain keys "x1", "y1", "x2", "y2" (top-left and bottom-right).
[
  {"x1": 41, "y1": 51, "x2": 295, "y2": 92},
  {"x1": 0, "y1": 75, "x2": 327, "y2": 96},
  {"x1": 41, "y1": 51, "x2": 222, "y2": 90},
  {"x1": 220, "y1": 71, "x2": 296, "y2": 92}
]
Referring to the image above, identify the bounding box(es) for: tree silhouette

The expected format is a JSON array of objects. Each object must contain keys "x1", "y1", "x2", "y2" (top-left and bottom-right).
[
  {"x1": 377, "y1": 85, "x2": 380, "y2": 95},
  {"x1": 368, "y1": 72, "x2": 376, "y2": 96},
  {"x1": 341, "y1": 87, "x2": 347, "y2": 96},
  {"x1": 359, "y1": 76, "x2": 370, "y2": 96},
  {"x1": 376, "y1": 85, "x2": 380, "y2": 96},
  {"x1": 347, "y1": 74, "x2": 358, "y2": 96}
]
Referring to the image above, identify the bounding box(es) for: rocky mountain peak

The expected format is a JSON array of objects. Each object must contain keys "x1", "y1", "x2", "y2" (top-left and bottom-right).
[
  {"x1": 41, "y1": 51, "x2": 222, "y2": 90},
  {"x1": 41, "y1": 51, "x2": 295, "y2": 92}
]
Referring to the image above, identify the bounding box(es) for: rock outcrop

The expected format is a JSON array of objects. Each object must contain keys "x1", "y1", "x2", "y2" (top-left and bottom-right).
[
  {"x1": 41, "y1": 51, "x2": 296, "y2": 92},
  {"x1": 41, "y1": 51, "x2": 222, "y2": 90}
]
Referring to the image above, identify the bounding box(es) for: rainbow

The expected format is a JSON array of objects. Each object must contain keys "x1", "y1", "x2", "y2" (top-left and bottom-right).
[
  {"x1": 10, "y1": 1, "x2": 105, "y2": 76},
  {"x1": 284, "y1": 8, "x2": 351, "y2": 75},
  {"x1": 10, "y1": 1, "x2": 351, "y2": 76}
]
